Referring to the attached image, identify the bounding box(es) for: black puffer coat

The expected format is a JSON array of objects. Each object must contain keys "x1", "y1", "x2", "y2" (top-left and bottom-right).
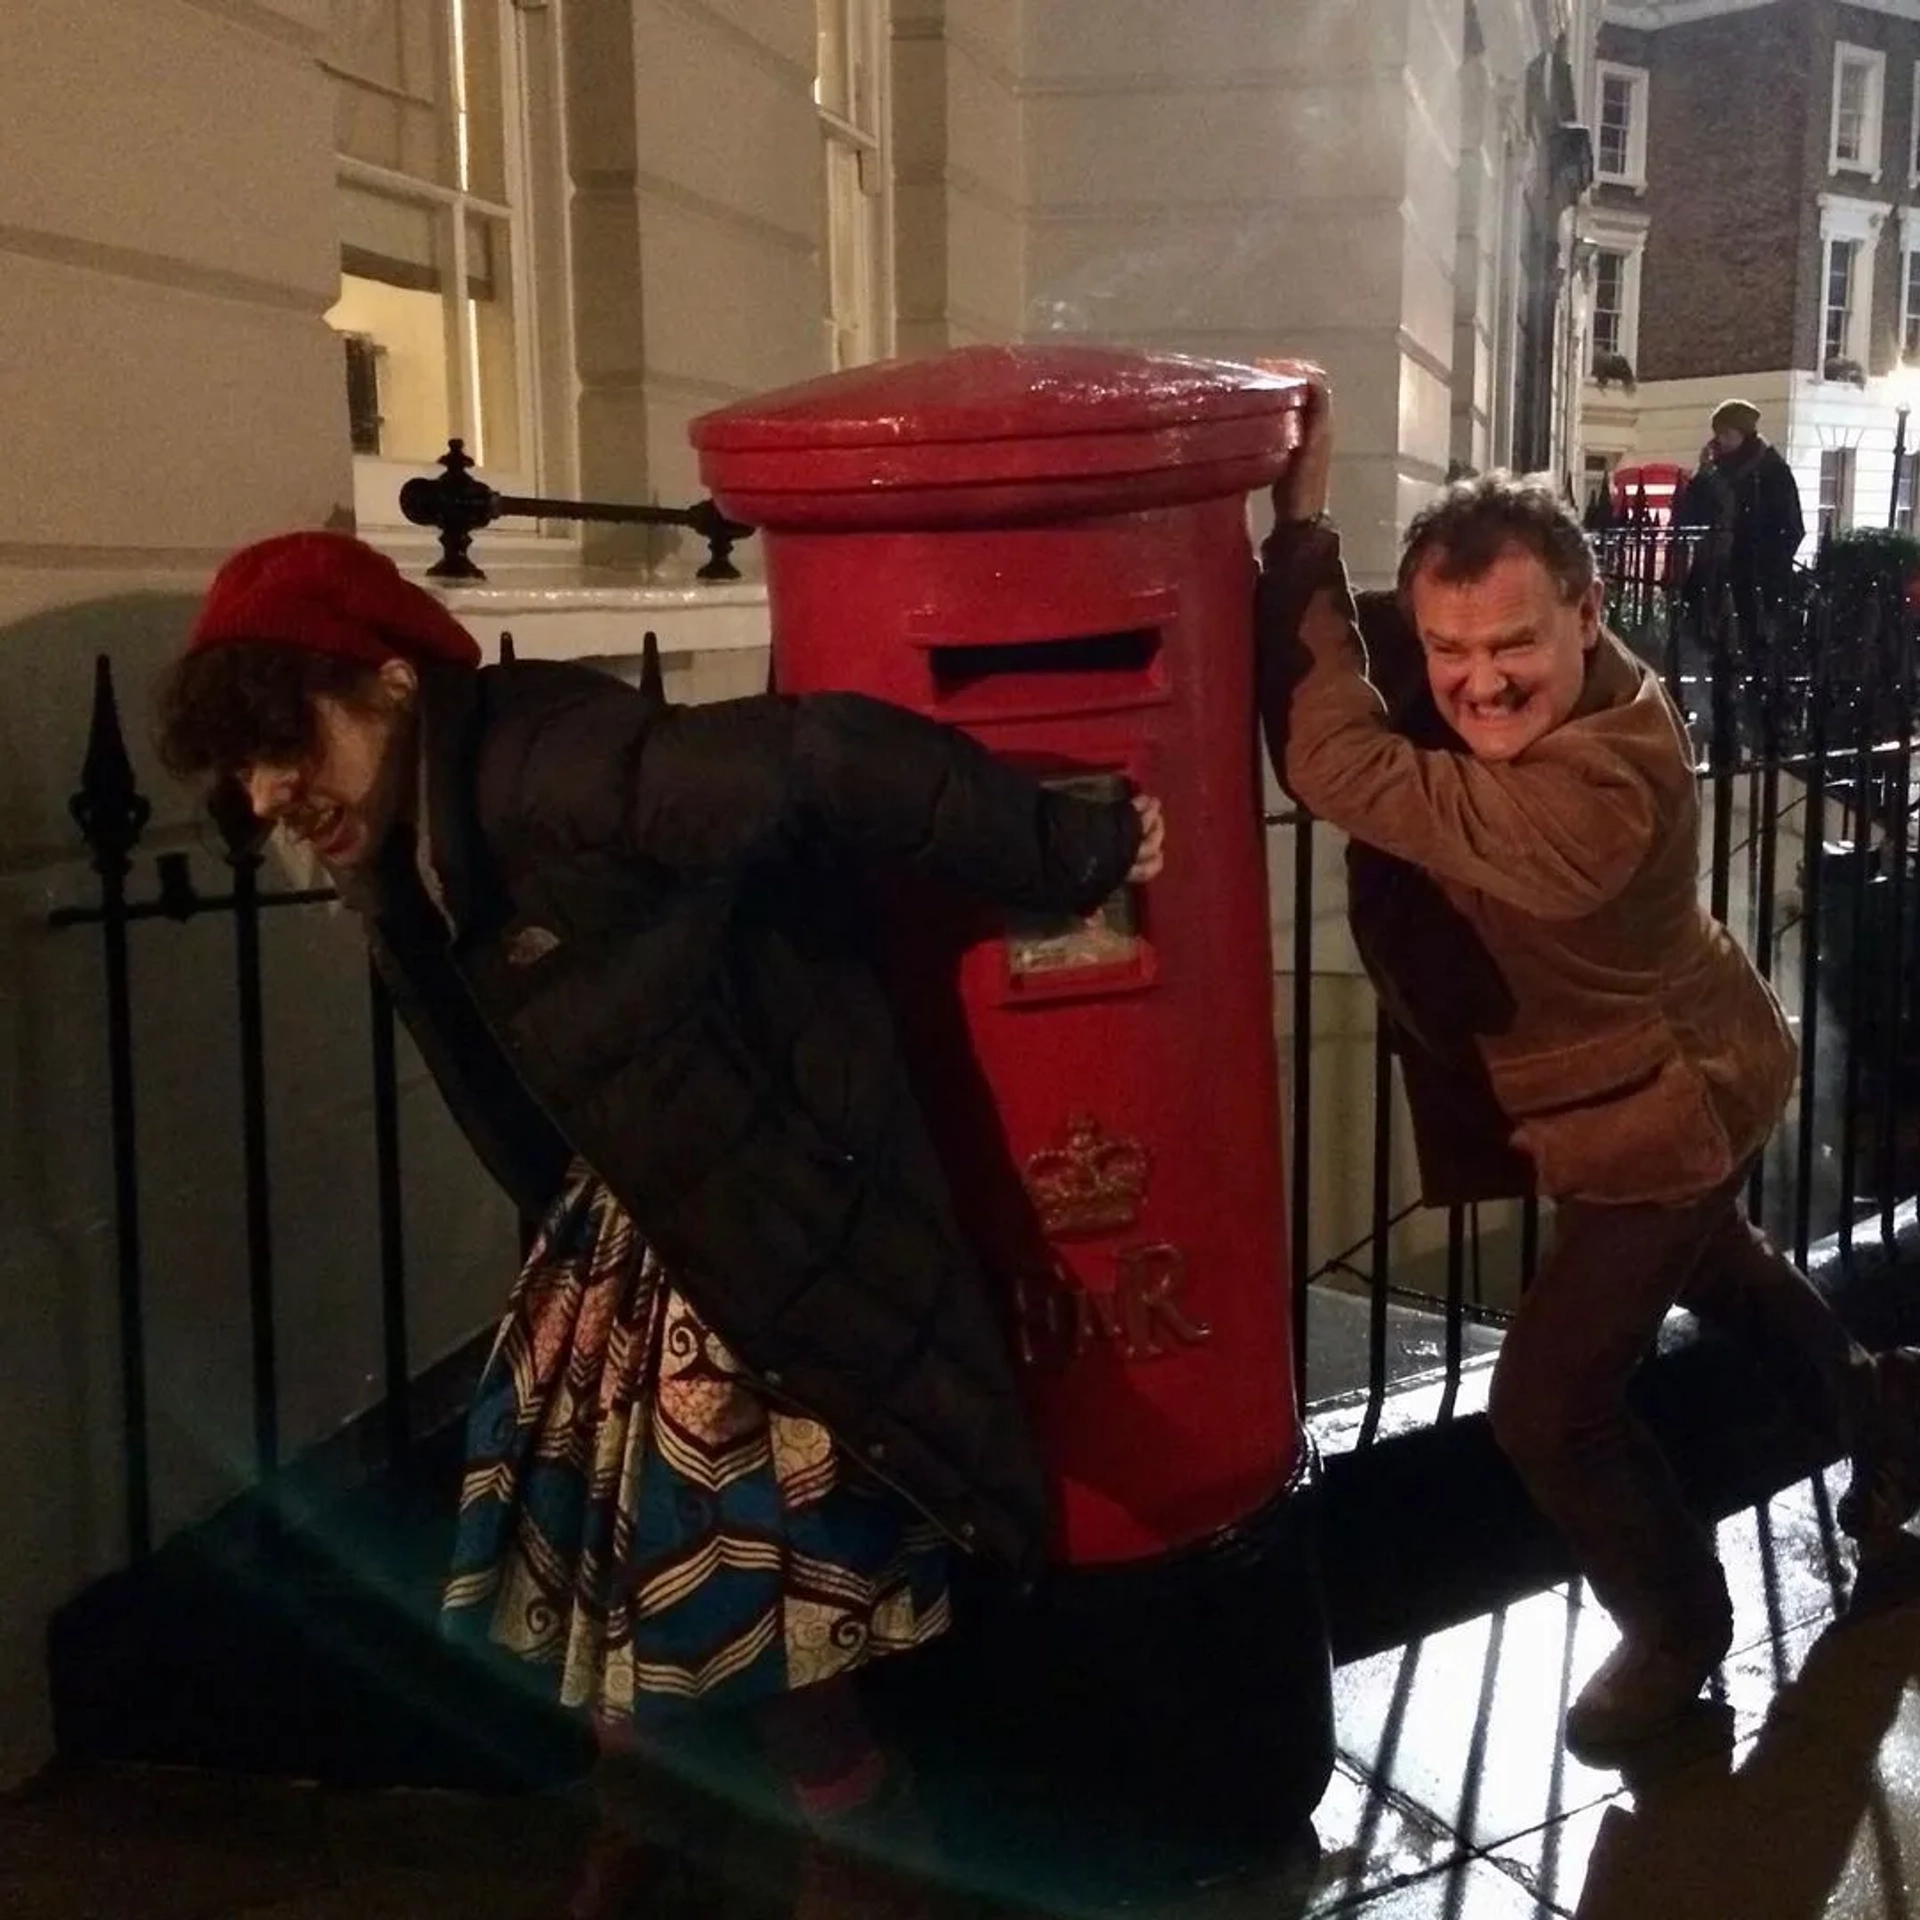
[{"x1": 350, "y1": 659, "x2": 1142, "y2": 1579}]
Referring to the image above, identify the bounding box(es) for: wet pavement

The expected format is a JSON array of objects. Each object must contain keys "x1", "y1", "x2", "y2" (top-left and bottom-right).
[{"x1": 5, "y1": 1461, "x2": 1920, "y2": 1918}]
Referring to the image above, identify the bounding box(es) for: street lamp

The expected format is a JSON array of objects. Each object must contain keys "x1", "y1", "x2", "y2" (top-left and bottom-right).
[
  {"x1": 1890, "y1": 404, "x2": 1911, "y2": 528},
  {"x1": 1887, "y1": 363, "x2": 1920, "y2": 527}
]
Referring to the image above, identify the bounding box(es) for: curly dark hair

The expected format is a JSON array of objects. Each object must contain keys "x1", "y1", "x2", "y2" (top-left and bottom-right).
[
  {"x1": 1397, "y1": 471, "x2": 1597, "y2": 606},
  {"x1": 155, "y1": 645, "x2": 388, "y2": 782}
]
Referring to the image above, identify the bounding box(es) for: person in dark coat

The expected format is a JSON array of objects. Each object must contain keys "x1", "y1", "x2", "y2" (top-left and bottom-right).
[
  {"x1": 156, "y1": 531, "x2": 1164, "y2": 1920},
  {"x1": 1709, "y1": 398, "x2": 1805, "y2": 627},
  {"x1": 1671, "y1": 441, "x2": 1734, "y2": 621}
]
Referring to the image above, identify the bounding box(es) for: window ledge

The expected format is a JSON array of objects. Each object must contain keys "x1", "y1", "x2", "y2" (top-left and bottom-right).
[
  {"x1": 429, "y1": 572, "x2": 771, "y2": 663},
  {"x1": 1596, "y1": 173, "x2": 1647, "y2": 194},
  {"x1": 1830, "y1": 162, "x2": 1885, "y2": 185}
]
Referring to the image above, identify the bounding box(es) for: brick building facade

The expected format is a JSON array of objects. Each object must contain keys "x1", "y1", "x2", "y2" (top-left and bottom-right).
[{"x1": 1581, "y1": 0, "x2": 1920, "y2": 536}]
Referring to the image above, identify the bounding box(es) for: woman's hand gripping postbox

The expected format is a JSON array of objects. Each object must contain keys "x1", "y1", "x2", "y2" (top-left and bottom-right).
[{"x1": 1128, "y1": 792, "x2": 1165, "y2": 882}]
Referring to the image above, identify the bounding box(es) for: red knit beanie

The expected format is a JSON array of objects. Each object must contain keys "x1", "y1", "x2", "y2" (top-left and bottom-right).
[{"x1": 187, "y1": 531, "x2": 482, "y2": 670}]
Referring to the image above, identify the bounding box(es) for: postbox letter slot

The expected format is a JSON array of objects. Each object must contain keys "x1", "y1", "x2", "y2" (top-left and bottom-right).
[{"x1": 926, "y1": 628, "x2": 1162, "y2": 722}]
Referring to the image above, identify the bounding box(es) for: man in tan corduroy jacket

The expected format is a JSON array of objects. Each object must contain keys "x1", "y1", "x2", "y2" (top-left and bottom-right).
[{"x1": 1257, "y1": 383, "x2": 1920, "y2": 1758}]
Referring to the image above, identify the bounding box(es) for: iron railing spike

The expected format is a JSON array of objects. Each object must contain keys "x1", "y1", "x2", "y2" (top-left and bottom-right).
[{"x1": 71, "y1": 653, "x2": 151, "y2": 870}]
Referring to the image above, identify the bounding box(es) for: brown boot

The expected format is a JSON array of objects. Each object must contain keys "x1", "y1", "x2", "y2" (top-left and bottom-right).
[
  {"x1": 1565, "y1": 1573, "x2": 1734, "y2": 1761},
  {"x1": 1564, "y1": 1614, "x2": 1733, "y2": 1759},
  {"x1": 1838, "y1": 1348, "x2": 1920, "y2": 1555}
]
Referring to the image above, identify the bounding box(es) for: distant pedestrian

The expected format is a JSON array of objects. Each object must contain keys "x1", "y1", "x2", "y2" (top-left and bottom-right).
[
  {"x1": 1708, "y1": 399, "x2": 1804, "y2": 628},
  {"x1": 1672, "y1": 443, "x2": 1733, "y2": 625}
]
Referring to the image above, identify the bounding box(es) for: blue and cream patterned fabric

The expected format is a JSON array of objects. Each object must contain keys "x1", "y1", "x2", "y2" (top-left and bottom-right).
[{"x1": 443, "y1": 1165, "x2": 951, "y2": 1727}]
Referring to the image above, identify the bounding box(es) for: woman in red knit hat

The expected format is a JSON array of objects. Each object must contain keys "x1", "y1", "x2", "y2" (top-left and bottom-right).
[{"x1": 159, "y1": 530, "x2": 1166, "y2": 1919}]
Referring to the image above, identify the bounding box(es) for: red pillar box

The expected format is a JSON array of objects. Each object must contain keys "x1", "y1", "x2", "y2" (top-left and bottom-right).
[{"x1": 692, "y1": 346, "x2": 1332, "y2": 1859}]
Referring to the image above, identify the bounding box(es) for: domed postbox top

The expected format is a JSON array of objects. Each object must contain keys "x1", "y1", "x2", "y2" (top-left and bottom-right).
[
  {"x1": 690, "y1": 344, "x2": 1309, "y2": 531},
  {"x1": 694, "y1": 344, "x2": 1305, "y2": 451}
]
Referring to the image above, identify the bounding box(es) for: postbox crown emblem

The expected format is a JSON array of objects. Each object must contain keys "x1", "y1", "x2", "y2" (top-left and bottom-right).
[{"x1": 1024, "y1": 1113, "x2": 1151, "y2": 1241}]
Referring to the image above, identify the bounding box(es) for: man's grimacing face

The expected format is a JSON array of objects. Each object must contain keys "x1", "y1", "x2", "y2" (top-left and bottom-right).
[
  {"x1": 1408, "y1": 543, "x2": 1602, "y2": 762},
  {"x1": 237, "y1": 657, "x2": 418, "y2": 872}
]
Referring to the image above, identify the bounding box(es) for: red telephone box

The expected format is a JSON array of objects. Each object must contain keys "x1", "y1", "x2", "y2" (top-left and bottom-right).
[
  {"x1": 1612, "y1": 458, "x2": 1689, "y2": 523},
  {"x1": 692, "y1": 346, "x2": 1332, "y2": 1863}
]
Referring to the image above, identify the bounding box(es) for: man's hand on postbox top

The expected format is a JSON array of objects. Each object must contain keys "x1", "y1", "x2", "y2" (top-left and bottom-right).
[
  {"x1": 1128, "y1": 794, "x2": 1165, "y2": 883},
  {"x1": 1268, "y1": 366, "x2": 1333, "y2": 527}
]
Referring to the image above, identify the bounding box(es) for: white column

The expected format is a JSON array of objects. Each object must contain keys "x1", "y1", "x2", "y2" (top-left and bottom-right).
[{"x1": 1020, "y1": 0, "x2": 1464, "y2": 583}]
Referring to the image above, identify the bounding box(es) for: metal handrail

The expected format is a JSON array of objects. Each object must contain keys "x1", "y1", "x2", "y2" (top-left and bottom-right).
[{"x1": 399, "y1": 438, "x2": 754, "y2": 583}]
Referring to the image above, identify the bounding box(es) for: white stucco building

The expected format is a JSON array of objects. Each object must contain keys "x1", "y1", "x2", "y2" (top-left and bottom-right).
[{"x1": 0, "y1": 0, "x2": 1597, "y2": 1784}]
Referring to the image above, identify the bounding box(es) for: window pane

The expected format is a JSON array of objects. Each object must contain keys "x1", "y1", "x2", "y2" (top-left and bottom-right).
[
  {"x1": 818, "y1": 1, "x2": 886, "y2": 368},
  {"x1": 816, "y1": 0, "x2": 883, "y2": 137},
  {"x1": 342, "y1": 333, "x2": 384, "y2": 455},
  {"x1": 1836, "y1": 57, "x2": 1873, "y2": 163},
  {"x1": 1819, "y1": 449, "x2": 1855, "y2": 535},
  {"x1": 823, "y1": 137, "x2": 872, "y2": 369},
  {"x1": 1825, "y1": 241, "x2": 1855, "y2": 362},
  {"x1": 466, "y1": 214, "x2": 522, "y2": 473},
  {"x1": 456, "y1": 0, "x2": 508, "y2": 202},
  {"x1": 339, "y1": 179, "x2": 439, "y2": 282},
  {"x1": 815, "y1": 0, "x2": 852, "y2": 120},
  {"x1": 1599, "y1": 76, "x2": 1632, "y2": 175},
  {"x1": 328, "y1": 183, "x2": 458, "y2": 464},
  {"x1": 846, "y1": 0, "x2": 879, "y2": 137},
  {"x1": 331, "y1": 0, "x2": 455, "y2": 186},
  {"x1": 1591, "y1": 250, "x2": 1625, "y2": 359}
]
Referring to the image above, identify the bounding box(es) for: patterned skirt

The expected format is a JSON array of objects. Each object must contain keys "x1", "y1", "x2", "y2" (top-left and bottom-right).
[{"x1": 441, "y1": 1165, "x2": 951, "y2": 1729}]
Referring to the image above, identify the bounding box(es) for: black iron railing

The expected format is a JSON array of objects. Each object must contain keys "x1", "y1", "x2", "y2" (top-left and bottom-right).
[
  {"x1": 51, "y1": 567, "x2": 1920, "y2": 1562},
  {"x1": 54, "y1": 666, "x2": 392, "y2": 1561},
  {"x1": 399, "y1": 439, "x2": 754, "y2": 583}
]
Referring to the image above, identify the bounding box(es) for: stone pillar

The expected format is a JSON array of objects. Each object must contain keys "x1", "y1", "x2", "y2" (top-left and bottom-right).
[
  {"x1": 892, "y1": 0, "x2": 1026, "y2": 356},
  {"x1": 1021, "y1": 0, "x2": 1467, "y2": 583},
  {"x1": 1452, "y1": 25, "x2": 1499, "y2": 474},
  {"x1": 566, "y1": 0, "x2": 825, "y2": 565},
  {"x1": 0, "y1": 0, "x2": 348, "y2": 1786}
]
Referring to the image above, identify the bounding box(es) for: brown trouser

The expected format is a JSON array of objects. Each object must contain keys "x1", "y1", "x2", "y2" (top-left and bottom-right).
[{"x1": 1487, "y1": 1170, "x2": 1873, "y2": 1641}]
